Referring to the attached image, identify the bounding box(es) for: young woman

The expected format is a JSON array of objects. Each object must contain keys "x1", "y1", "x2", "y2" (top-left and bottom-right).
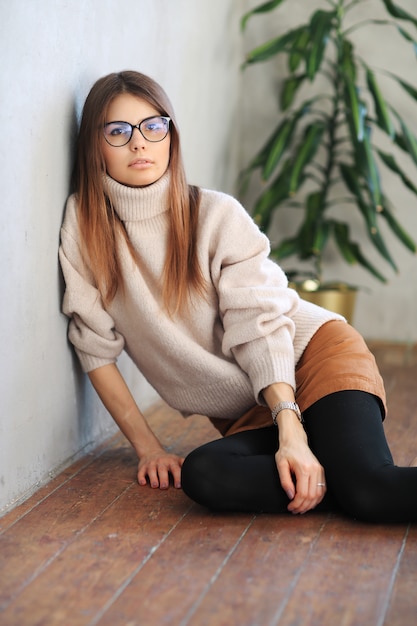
[{"x1": 59, "y1": 70, "x2": 417, "y2": 523}]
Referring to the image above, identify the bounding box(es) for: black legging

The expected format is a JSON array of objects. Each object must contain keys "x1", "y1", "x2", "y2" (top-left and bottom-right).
[{"x1": 181, "y1": 391, "x2": 417, "y2": 523}]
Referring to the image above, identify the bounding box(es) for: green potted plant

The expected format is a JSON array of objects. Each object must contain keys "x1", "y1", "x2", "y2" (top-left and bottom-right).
[{"x1": 239, "y1": 0, "x2": 417, "y2": 321}]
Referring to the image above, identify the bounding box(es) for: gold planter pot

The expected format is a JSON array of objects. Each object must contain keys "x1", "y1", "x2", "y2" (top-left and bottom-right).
[{"x1": 291, "y1": 281, "x2": 357, "y2": 325}]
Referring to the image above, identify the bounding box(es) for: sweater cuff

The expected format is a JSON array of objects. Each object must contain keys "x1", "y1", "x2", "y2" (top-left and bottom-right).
[
  {"x1": 75, "y1": 348, "x2": 118, "y2": 373},
  {"x1": 249, "y1": 355, "x2": 296, "y2": 406}
]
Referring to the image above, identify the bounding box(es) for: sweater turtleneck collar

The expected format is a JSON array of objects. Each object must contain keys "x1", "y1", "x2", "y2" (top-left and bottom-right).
[{"x1": 104, "y1": 170, "x2": 171, "y2": 222}]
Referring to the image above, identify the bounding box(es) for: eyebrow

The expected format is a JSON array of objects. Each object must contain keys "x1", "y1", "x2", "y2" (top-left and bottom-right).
[{"x1": 105, "y1": 115, "x2": 163, "y2": 125}]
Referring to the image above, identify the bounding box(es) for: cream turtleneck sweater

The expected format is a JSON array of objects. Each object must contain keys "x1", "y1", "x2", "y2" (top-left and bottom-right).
[{"x1": 59, "y1": 172, "x2": 343, "y2": 421}]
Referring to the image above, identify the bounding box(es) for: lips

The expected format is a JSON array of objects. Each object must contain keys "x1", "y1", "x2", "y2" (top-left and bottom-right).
[{"x1": 129, "y1": 158, "x2": 153, "y2": 167}]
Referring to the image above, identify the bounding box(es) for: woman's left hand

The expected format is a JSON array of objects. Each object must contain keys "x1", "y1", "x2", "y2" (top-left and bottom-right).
[{"x1": 275, "y1": 436, "x2": 327, "y2": 515}]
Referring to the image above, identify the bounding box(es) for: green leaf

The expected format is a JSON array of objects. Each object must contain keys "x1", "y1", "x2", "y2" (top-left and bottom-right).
[
  {"x1": 398, "y1": 117, "x2": 417, "y2": 166},
  {"x1": 241, "y1": 0, "x2": 287, "y2": 32},
  {"x1": 365, "y1": 66, "x2": 395, "y2": 138},
  {"x1": 393, "y1": 132, "x2": 408, "y2": 152},
  {"x1": 380, "y1": 198, "x2": 417, "y2": 253},
  {"x1": 357, "y1": 197, "x2": 396, "y2": 271},
  {"x1": 352, "y1": 248, "x2": 388, "y2": 282},
  {"x1": 306, "y1": 10, "x2": 336, "y2": 80},
  {"x1": 396, "y1": 25, "x2": 417, "y2": 55},
  {"x1": 339, "y1": 162, "x2": 396, "y2": 270},
  {"x1": 237, "y1": 168, "x2": 252, "y2": 197},
  {"x1": 280, "y1": 75, "x2": 307, "y2": 110},
  {"x1": 312, "y1": 219, "x2": 330, "y2": 255},
  {"x1": 381, "y1": 0, "x2": 417, "y2": 29},
  {"x1": 345, "y1": 84, "x2": 365, "y2": 141},
  {"x1": 240, "y1": 118, "x2": 295, "y2": 181},
  {"x1": 239, "y1": 96, "x2": 319, "y2": 188},
  {"x1": 253, "y1": 160, "x2": 292, "y2": 230},
  {"x1": 393, "y1": 75, "x2": 417, "y2": 101},
  {"x1": 298, "y1": 191, "x2": 325, "y2": 256},
  {"x1": 271, "y1": 237, "x2": 300, "y2": 260},
  {"x1": 340, "y1": 39, "x2": 357, "y2": 82},
  {"x1": 339, "y1": 162, "x2": 363, "y2": 199},
  {"x1": 243, "y1": 27, "x2": 304, "y2": 67},
  {"x1": 289, "y1": 122, "x2": 326, "y2": 193},
  {"x1": 333, "y1": 223, "x2": 388, "y2": 282},
  {"x1": 341, "y1": 42, "x2": 365, "y2": 141},
  {"x1": 362, "y1": 125, "x2": 383, "y2": 210},
  {"x1": 333, "y1": 223, "x2": 358, "y2": 265},
  {"x1": 262, "y1": 117, "x2": 297, "y2": 180},
  {"x1": 289, "y1": 28, "x2": 310, "y2": 72},
  {"x1": 377, "y1": 149, "x2": 417, "y2": 195}
]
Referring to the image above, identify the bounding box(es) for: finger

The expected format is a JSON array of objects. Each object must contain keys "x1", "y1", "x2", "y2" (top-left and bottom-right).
[
  {"x1": 307, "y1": 469, "x2": 327, "y2": 505},
  {"x1": 157, "y1": 466, "x2": 170, "y2": 490},
  {"x1": 147, "y1": 466, "x2": 160, "y2": 489},
  {"x1": 137, "y1": 465, "x2": 149, "y2": 486},
  {"x1": 276, "y1": 457, "x2": 296, "y2": 500},
  {"x1": 171, "y1": 461, "x2": 182, "y2": 489},
  {"x1": 288, "y1": 472, "x2": 310, "y2": 513},
  {"x1": 290, "y1": 473, "x2": 327, "y2": 514},
  {"x1": 315, "y1": 475, "x2": 327, "y2": 503},
  {"x1": 289, "y1": 465, "x2": 321, "y2": 513},
  {"x1": 172, "y1": 456, "x2": 185, "y2": 489}
]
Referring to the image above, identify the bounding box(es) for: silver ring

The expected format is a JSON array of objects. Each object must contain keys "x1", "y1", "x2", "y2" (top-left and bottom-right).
[{"x1": 317, "y1": 483, "x2": 326, "y2": 487}]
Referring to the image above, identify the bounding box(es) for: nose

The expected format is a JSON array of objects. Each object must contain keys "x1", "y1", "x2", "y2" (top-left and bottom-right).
[{"x1": 130, "y1": 127, "x2": 146, "y2": 150}]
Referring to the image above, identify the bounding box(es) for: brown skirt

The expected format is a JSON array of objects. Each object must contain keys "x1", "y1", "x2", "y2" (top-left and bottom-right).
[{"x1": 209, "y1": 320, "x2": 387, "y2": 436}]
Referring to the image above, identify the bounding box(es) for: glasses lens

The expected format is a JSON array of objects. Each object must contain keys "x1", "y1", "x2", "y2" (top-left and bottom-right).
[
  {"x1": 103, "y1": 122, "x2": 132, "y2": 147},
  {"x1": 140, "y1": 117, "x2": 170, "y2": 142}
]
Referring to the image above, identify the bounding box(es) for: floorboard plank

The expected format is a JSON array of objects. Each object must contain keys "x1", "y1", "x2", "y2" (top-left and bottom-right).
[
  {"x1": 0, "y1": 434, "x2": 121, "y2": 532},
  {"x1": 0, "y1": 486, "x2": 194, "y2": 626},
  {"x1": 93, "y1": 507, "x2": 255, "y2": 626},
  {"x1": 272, "y1": 516, "x2": 409, "y2": 626},
  {"x1": 0, "y1": 410, "x2": 218, "y2": 625},
  {"x1": 0, "y1": 444, "x2": 138, "y2": 609},
  {"x1": 184, "y1": 512, "x2": 331, "y2": 626},
  {"x1": 383, "y1": 525, "x2": 417, "y2": 626}
]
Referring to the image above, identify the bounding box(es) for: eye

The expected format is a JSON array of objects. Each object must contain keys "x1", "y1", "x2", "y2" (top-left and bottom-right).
[
  {"x1": 106, "y1": 123, "x2": 131, "y2": 136},
  {"x1": 144, "y1": 118, "x2": 168, "y2": 132}
]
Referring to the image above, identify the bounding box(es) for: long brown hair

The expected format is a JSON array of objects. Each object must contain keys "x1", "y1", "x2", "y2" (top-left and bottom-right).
[{"x1": 72, "y1": 70, "x2": 205, "y2": 314}]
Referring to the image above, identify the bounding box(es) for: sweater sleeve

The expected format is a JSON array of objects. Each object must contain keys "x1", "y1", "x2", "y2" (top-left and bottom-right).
[
  {"x1": 59, "y1": 197, "x2": 125, "y2": 372},
  {"x1": 207, "y1": 192, "x2": 300, "y2": 402}
]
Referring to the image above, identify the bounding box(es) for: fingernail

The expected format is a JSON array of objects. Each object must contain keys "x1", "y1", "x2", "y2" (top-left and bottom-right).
[{"x1": 286, "y1": 490, "x2": 294, "y2": 500}]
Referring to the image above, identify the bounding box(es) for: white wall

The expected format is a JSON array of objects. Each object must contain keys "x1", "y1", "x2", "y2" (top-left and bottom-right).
[
  {"x1": 0, "y1": 0, "x2": 242, "y2": 513},
  {"x1": 240, "y1": 0, "x2": 417, "y2": 341}
]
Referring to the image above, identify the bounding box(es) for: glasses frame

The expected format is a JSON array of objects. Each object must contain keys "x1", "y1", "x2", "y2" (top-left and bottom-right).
[{"x1": 103, "y1": 115, "x2": 171, "y2": 147}]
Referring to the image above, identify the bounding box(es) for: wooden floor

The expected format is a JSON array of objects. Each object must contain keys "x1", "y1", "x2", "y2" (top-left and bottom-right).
[{"x1": 1, "y1": 342, "x2": 417, "y2": 626}]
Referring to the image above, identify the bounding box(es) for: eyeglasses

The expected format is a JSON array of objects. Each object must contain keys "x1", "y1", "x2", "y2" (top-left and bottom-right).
[{"x1": 103, "y1": 116, "x2": 171, "y2": 147}]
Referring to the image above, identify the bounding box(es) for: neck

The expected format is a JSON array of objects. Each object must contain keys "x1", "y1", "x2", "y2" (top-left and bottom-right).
[{"x1": 104, "y1": 170, "x2": 171, "y2": 221}]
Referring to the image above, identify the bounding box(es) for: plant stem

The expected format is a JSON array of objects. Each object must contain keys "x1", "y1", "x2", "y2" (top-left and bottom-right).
[{"x1": 314, "y1": 4, "x2": 345, "y2": 282}]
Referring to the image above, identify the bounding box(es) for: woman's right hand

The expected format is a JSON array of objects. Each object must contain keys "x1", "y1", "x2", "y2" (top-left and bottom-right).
[
  {"x1": 88, "y1": 364, "x2": 184, "y2": 489},
  {"x1": 137, "y1": 449, "x2": 184, "y2": 490}
]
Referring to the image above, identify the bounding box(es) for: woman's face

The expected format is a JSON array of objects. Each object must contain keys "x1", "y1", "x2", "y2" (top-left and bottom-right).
[{"x1": 101, "y1": 93, "x2": 171, "y2": 187}]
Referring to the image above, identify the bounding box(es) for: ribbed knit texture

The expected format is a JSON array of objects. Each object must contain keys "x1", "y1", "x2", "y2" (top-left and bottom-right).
[{"x1": 59, "y1": 172, "x2": 344, "y2": 421}]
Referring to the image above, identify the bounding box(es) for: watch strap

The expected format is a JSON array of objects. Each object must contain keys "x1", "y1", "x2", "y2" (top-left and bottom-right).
[{"x1": 271, "y1": 401, "x2": 303, "y2": 425}]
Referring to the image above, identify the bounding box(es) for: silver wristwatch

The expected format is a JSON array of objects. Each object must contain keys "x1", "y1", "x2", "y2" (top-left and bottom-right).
[{"x1": 271, "y1": 401, "x2": 303, "y2": 425}]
